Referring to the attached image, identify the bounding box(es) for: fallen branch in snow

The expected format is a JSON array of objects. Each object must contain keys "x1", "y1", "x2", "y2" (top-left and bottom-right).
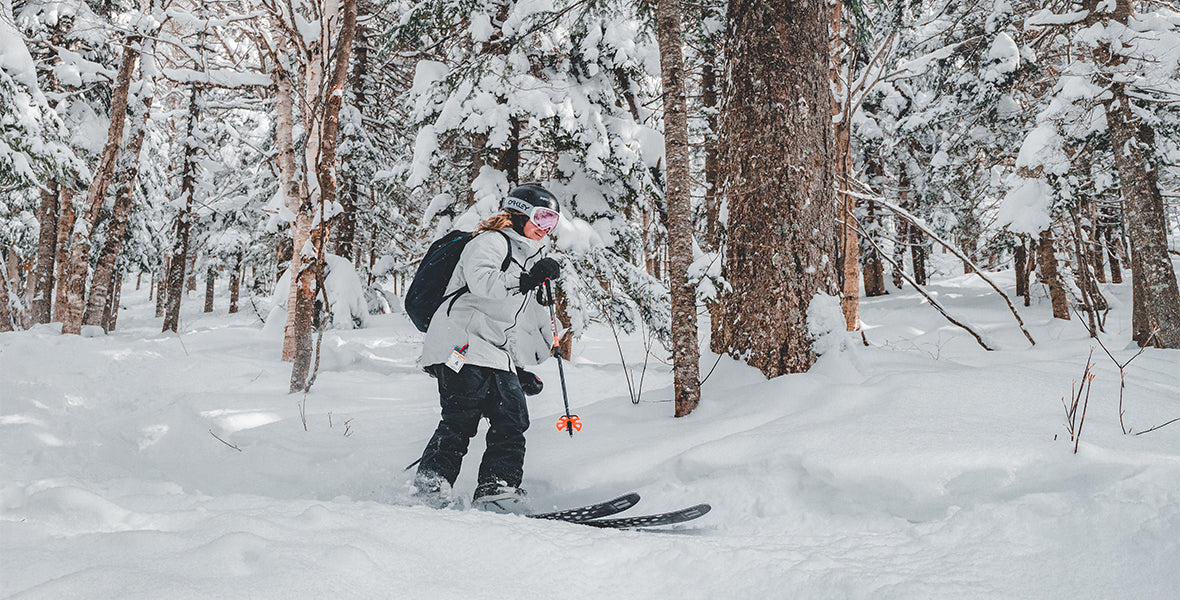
[
  {"x1": 1135, "y1": 418, "x2": 1180, "y2": 436},
  {"x1": 248, "y1": 296, "x2": 266, "y2": 324},
  {"x1": 210, "y1": 429, "x2": 242, "y2": 452},
  {"x1": 847, "y1": 183, "x2": 1036, "y2": 347},
  {"x1": 854, "y1": 223, "x2": 994, "y2": 351}
]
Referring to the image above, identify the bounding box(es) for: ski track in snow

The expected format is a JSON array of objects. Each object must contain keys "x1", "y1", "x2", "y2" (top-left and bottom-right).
[{"x1": 2, "y1": 268, "x2": 1179, "y2": 599}]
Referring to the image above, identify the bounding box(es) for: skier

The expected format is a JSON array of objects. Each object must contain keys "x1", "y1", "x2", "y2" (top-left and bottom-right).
[{"x1": 412, "y1": 183, "x2": 564, "y2": 510}]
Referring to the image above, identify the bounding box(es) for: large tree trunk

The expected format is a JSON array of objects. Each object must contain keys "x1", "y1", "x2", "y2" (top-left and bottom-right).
[
  {"x1": 30, "y1": 181, "x2": 59, "y2": 324},
  {"x1": 1087, "y1": 0, "x2": 1180, "y2": 347},
  {"x1": 60, "y1": 44, "x2": 139, "y2": 335},
  {"x1": 718, "y1": 0, "x2": 836, "y2": 378},
  {"x1": 83, "y1": 94, "x2": 153, "y2": 330},
  {"x1": 657, "y1": 0, "x2": 701, "y2": 417},
  {"x1": 162, "y1": 85, "x2": 202, "y2": 333},
  {"x1": 1106, "y1": 98, "x2": 1180, "y2": 346},
  {"x1": 1038, "y1": 229, "x2": 1071, "y2": 320}
]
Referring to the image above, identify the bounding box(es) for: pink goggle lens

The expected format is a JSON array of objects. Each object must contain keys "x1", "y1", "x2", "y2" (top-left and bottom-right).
[{"x1": 531, "y1": 207, "x2": 560, "y2": 231}]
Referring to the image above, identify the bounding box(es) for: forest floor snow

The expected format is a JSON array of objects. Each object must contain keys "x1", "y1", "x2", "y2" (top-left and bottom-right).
[{"x1": 2, "y1": 269, "x2": 1179, "y2": 599}]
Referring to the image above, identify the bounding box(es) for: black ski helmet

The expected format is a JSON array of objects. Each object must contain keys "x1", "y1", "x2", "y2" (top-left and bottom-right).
[{"x1": 503, "y1": 183, "x2": 560, "y2": 235}]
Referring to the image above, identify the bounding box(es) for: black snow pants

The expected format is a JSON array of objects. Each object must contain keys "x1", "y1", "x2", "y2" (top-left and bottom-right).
[{"x1": 416, "y1": 364, "x2": 530, "y2": 491}]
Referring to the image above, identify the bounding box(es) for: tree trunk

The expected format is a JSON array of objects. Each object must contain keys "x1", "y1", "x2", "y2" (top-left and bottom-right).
[
  {"x1": 185, "y1": 253, "x2": 197, "y2": 293},
  {"x1": 1104, "y1": 225, "x2": 1124, "y2": 284},
  {"x1": 1089, "y1": 0, "x2": 1180, "y2": 347},
  {"x1": 83, "y1": 94, "x2": 154, "y2": 330},
  {"x1": 204, "y1": 266, "x2": 215, "y2": 313},
  {"x1": 162, "y1": 85, "x2": 202, "y2": 333},
  {"x1": 830, "y1": 0, "x2": 859, "y2": 332},
  {"x1": 718, "y1": 0, "x2": 836, "y2": 378},
  {"x1": 657, "y1": 0, "x2": 701, "y2": 416},
  {"x1": 1024, "y1": 235, "x2": 1036, "y2": 306},
  {"x1": 273, "y1": 28, "x2": 306, "y2": 363},
  {"x1": 702, "y1": 40, "x2": 721, "y2": 252},
  {"x1": 861, "y1": 199, "x2": 887, "y2": 297},
  {"x1": 30, "y1": 181, "x2": 59, "y2": 324},
  {"x1": 1109, "y1": 104, "x2": 1180, "y2": 346},
  {"x1": 0, "y1": 267, "x2": 14, "y2": 332},
  {"x1": 1089, "y1": 202, "x2": 1106, "y2": 284},
  {"x1": 1038, "y1": 229, "x2": 1071, "y2": 320},
  {"x1": 102, "y1": 270, "x2": 121, "y2": 331},
  {"x1": 60, "y1": 44, "x2": 139, "y2": 335},
  {"x1": 1014, "y1": 237, "x2": 1028, "y2": 301},
  {"x1": 229, "y1": 253, "x2": 242, "y2": 314},
  {"x1": 155, "y1": 262, "x2": 167, "y2": 318},
  {"x1": 910, "y1": 227, "x2": 928, "y2": 286},
  {"x1": 52, "y1": 184, "x2": 74, "y2": 322},
  {"x1": 288, "y1": 0, "x2": 358, "y2": 391}
]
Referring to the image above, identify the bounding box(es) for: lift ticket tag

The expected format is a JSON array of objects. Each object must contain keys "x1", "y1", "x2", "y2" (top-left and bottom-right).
[{"x1": 446, "y1": 344, "x2": 469, "y2": 372}]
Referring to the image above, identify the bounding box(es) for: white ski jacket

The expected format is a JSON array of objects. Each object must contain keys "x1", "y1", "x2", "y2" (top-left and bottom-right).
[{"x1": 420, "y1": 228, "x2": 555, "y2": 373}]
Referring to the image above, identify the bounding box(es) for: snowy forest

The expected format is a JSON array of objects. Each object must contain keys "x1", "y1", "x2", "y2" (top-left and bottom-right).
[{"x1": 2, "y1": 0, "x2": 1179, "y2": 596}]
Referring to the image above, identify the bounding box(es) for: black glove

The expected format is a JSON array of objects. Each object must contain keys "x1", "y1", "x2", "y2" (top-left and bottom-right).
[
  {"x1": 519, "y1": 257, "x2": 561, "y2": 293},
  {"x1": 517, "y1": 368, "x2": 543, "y2": 396}
]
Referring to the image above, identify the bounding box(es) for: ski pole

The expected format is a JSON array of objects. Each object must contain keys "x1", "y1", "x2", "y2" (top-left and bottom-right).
[{"x1": 544, "y1": 279, "x2": 579, "y2": 437}]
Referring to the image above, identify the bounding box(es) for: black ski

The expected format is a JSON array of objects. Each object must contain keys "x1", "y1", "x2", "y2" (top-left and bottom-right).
[
  {"x1": 582, "y1": 503, "x2": 711, "y2": 529},
  {"x1": 527, "y1": 493, "x2": 641, "y2": 523}
]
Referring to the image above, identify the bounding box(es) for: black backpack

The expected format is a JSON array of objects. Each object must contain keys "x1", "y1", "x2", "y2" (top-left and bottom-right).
[{"x1": 405, "y1": 229, "x2": 512, "y2": 333}]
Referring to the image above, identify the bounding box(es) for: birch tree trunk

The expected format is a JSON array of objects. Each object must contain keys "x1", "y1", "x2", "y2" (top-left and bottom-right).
[
  {"x1": 286, "y1": 0, "x2": 358, "y2": 391},
  {"x1": 52, "y1": 184, "x2": 74, "y2": 322},
  {"x1": 718, "y1": 0, "x2": 837, "y2": 378},
  {"x1": 59, "y1": 44, "x2": 138, "y2": 335},
  {"x1": 656, "y1": 0, "x2": 701, "y2": 417}
]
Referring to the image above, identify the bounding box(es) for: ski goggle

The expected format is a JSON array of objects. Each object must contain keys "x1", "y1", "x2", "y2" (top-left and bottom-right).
[{"x1": 503, "y1": 196, "x2": 561, "y2": 231}]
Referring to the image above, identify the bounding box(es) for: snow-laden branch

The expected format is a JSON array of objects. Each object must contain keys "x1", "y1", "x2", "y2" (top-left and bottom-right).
[
  {"x1": 161, "y1": 68, "x2": 271, "y2": 88},
  {"x1": 1026, "y1": 10, "x2": 1091, "y2": 27}
]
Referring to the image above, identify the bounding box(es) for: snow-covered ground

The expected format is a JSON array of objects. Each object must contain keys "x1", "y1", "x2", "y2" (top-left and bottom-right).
[{"x1": 2, "y1": 267, "x2": 1179, "y2": 599}]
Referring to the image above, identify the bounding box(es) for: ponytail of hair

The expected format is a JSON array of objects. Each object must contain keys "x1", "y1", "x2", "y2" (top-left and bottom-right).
[{"x1": 475, "y1": 212, "x2": 514, "y2": 233}]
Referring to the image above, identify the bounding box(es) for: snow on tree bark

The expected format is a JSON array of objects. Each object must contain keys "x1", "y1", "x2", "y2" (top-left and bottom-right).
[{"x1": 717, "y1": 0, "x2": 837, "y2": 378}]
